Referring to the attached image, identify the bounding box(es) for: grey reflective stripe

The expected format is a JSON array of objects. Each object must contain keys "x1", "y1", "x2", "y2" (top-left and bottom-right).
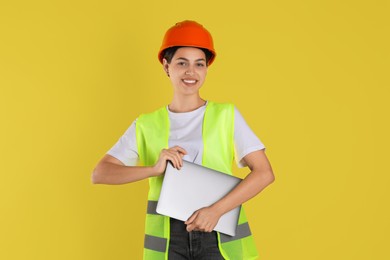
[
  {"x1": 220, "y1": 222, "x2": 252, "y2": 243},
  {"x1": 147, "y1": 200, "x2": 158, "y2": 215},
  {"x1": 144, "y1": 234, "x2": 167, "y2": 252}
]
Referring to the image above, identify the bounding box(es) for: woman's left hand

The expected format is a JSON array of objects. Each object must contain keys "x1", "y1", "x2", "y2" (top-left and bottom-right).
[{"x1": 185, "y1": 207, "x2": 222, "y2": 232}]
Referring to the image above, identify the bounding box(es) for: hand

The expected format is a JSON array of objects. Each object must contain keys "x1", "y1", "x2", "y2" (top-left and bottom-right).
[
  {"x1": 151, "y1": 146, "x2": 187, "y2": 176},
  {"x1": 185, "y1": 206, "x2": 222, "y2": 232}
]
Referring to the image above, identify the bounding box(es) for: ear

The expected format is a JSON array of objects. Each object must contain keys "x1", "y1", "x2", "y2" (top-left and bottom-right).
[
  {"x1": 163, "y1": 59, "x2": 170, "y2": 76},
  {"x1": 163, "y1": 58, "x2": 169, "y2": 68}
]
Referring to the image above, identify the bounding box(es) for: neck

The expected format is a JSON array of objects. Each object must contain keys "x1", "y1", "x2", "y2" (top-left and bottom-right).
[{"x1": 169, "y1": 95, "x2": 206, "y2": 113}]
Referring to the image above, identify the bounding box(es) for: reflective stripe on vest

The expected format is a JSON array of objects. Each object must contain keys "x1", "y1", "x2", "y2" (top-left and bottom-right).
[
  {"x1": 144, "y1": 234, "x2": 167, "y2": 252},
  {"x1": 136, "y1": 102, "x2": 259, "y2": 260},
  {"x1": 146, "y1": 200, "x2": 252, "y2": 243}
]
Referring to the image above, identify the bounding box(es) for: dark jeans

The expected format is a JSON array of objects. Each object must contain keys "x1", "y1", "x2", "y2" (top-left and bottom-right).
[{"x1": 168, "y1": 218, "x2": 224, "y2": 260}]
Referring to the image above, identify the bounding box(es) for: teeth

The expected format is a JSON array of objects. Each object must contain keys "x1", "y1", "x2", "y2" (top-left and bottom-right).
[{"x1": 183, "y1": 80, "x2": 196, "y2": 84}]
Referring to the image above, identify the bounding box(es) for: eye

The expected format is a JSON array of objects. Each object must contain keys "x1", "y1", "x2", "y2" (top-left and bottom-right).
[
  {"x1": 196, "y1": 63, "x2": 205, "y2": 67},
  {"x1": 177, "y1": 62, "x2": 187, "y2": 66}
]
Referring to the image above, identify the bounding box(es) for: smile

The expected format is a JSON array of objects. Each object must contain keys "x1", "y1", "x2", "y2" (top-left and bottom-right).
[{"x1": 182, "y1": 79, "x2": 197, "y2": 84}]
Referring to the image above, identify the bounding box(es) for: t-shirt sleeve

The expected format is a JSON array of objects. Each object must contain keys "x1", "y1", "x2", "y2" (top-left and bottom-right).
[
  {"x1": 234, "y1": 107, "x2": 265, "y2": 168},
  {"x1": 106, "y1": 121, "x2": 139, "y2": 166}
]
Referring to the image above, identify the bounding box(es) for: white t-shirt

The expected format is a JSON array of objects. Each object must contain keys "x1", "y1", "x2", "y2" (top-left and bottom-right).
[{"x1": 107, "y1": 103, "x2": 265, "y2": 168}]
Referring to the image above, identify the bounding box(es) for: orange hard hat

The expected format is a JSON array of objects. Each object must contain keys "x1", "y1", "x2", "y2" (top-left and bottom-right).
[{"x1": 158, "y1": 20, "x2": 216, "y2": 65}]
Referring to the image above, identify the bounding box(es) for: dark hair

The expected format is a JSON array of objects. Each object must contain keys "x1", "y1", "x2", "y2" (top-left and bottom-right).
[{"x1": 162, "y1": 46, "x2": 213, "y2": 65}]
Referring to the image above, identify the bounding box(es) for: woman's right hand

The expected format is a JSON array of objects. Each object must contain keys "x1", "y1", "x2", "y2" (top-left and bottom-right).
[{"x1": 151, "y1": 146, "x2": 187, "y2": 177}]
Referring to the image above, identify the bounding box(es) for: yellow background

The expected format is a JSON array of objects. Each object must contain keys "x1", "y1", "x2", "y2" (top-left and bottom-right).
[{"x1": 1, "y1": 0, "x2": 389, "y2": 259}]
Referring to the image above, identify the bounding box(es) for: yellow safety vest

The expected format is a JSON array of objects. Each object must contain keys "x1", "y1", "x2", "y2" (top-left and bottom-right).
[{"x1": 136, "y1": 101, "x2": 259, "y2": 260}]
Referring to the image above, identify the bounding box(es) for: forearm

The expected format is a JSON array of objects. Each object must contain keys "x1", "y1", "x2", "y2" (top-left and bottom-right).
[
  {"x1": 92, "y1": 162, "x2": 155, "y2": 185},
  {"x1": 92, "y1": 147, "x2": 186, "y2": 185},
  {"x1": 211, "y1": 169, "x2": 274, "y2": 216}
]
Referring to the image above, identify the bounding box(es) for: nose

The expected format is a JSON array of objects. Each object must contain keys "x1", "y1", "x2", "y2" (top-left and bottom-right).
[{"x1": 185, "y1": 66, "x2": 194, "y2": 75}]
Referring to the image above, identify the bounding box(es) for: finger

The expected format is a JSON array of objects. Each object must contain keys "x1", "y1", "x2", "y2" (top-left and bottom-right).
[
  {"x1": 185, "y1": 211, "x2": 199, "y2": 225},
  {"x1": 186, "y1": 224, "x2": 194, "y2": 232},
  {"x1": 165, "y1": 150, "x2": 181, "y2": 169},
  {"x1": 167, "y1": 149, "x2": 184, "y2": 168},
  {"x1": 205, "y1": 224, "x2": 213, "y2": 232},
  {"x1": 175, "y1": 152, "x2": 184, "y2": 169},
  {"x1": 172, "y1": 151, "x2": 183, "y2": 168},
  {"x1": 169, "y1": 147, "x2": 187, "y2": 168},
  {"x1": 172, "y1": 146, "x2": 187, "y2": 155},
  {"x1": 170, "y1": 149, "x2": 184, "y2": 166}
]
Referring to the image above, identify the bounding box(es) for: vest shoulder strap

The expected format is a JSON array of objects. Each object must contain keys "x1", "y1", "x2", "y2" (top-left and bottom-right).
[
  {"x1": 136, "y1": 106, "x2": 169, "y2": 166},
  {"x1": 202, "y1": 101, "x2": 235, "y2": 174}
]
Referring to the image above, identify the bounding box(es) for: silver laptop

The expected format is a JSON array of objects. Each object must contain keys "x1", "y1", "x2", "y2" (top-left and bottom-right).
[{"x1": 156, "y1": 160, "x2": 242, "y2": 236}]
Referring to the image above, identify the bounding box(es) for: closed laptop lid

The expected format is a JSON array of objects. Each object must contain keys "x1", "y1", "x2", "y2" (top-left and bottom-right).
[{"x1": 156, "y1": 160, "x2": 241, "y2": 236}]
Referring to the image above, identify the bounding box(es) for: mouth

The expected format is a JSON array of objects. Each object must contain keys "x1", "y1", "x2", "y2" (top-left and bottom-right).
[{"x1": 182, "y1": 79, "x2": 198, "y2": 85}]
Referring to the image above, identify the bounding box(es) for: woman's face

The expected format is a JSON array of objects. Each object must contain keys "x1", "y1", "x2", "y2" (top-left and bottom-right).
[{"x1": 163, "y1": 47, "x2": 208, "y2": 97}]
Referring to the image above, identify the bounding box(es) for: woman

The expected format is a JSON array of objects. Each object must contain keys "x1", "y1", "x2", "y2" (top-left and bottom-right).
[{"x1": 92, "y1": 20, "x2": 275, "y2": 260}]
